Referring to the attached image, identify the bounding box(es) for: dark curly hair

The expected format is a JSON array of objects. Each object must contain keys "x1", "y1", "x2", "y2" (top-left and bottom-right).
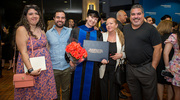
[{"x1": 14, "y1": 4, "x2": 45, "y2": 39}]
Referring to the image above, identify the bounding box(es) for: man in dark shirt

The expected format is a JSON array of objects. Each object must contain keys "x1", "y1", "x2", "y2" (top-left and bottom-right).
[
  {"x1": 116, "y1": 10, "x2": 127, "y2": 32},
  {"x1": 116, "y1": 9, "x2": 128, "y2": 99},
  {"x1": 99, "y1": 13, "x2": 107, "y2": 32},
  {"x1": 123, "y1": 4, "x2": 162, "y2": 100}
]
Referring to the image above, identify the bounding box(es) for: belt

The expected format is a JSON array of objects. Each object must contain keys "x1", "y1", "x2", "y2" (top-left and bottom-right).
[{"x1": 127, "y1": 59, "x2": 152, "y2": 68}]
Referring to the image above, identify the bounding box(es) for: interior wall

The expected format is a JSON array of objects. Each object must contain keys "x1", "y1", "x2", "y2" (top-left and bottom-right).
[{"x1": 140, "y1": 0, "x2": 180, "y2": 24}]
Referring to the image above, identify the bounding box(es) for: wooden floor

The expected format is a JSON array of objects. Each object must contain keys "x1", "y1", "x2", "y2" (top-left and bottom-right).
[
  {"x1": 0, "y1": 65, "x2": 14, "y2": 100},
  {"x1": 0, "y1": 64, "x2": 132, "y2": 100},
  {"x1": 0, "y1": 63, "x2": 168, "y2": 100}
]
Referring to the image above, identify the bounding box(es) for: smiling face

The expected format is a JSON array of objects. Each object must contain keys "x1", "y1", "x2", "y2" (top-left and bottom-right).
[
  {"x1": 117, "y1": 10, "x2": 127, "y2": 24},
  {"x1": 69, "y1": 19, "x2": 74, "y2": 27},
  {"x1": 85, "y1": 15, "x2": 99, "y2": 28},
  {"x1": 121, "y1": 11, "x2": 128, "y2": 23},
  {"x1": 26, "y1": 8, "x2": 40, "y2": 26},
  {"x1": 106, "y1": 18, "x2": 118, "y2": 33},
  {"x1": 54, "y1": 12, "x2": 66, "y2": 28},
  {"x1": 130, "y1": 8, "x2": 144, "y2": 29},
  {"x1": 147, "y1": 17, "x2": 153, "y2": 24}
]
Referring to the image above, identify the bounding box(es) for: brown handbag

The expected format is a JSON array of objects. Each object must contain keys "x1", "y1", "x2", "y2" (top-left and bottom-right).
[{"x1": 13, "y1": 36, "x2": 35, "y2": 88}]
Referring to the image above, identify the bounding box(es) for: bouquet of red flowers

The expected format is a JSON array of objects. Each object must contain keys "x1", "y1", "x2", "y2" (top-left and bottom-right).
[{"x1": 65, "y1": 42, "x2": 88, "y2": 64}]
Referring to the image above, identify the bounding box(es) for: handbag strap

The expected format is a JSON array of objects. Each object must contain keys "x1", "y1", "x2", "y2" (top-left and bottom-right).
[{"x1": 29, "y1": 35, "x2": 34, "y2": 57}]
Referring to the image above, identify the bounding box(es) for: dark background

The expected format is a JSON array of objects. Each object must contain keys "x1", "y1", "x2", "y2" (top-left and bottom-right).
[{"x1": 0, "y1": 0, "x2": 82, "y2": 28}]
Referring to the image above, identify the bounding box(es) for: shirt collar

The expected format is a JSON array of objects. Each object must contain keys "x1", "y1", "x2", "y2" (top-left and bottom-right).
[{"x1": 51, "y1": 25, "x2": 68, "y2": 32}]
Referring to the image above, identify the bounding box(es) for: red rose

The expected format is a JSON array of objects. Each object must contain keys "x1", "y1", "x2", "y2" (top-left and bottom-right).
[{"x1": 65, "y1": 41, "x2": 88, "y2": 65}]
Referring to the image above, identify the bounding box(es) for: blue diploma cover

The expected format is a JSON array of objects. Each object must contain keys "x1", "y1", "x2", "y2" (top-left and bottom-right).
[{"x1": 83, "y1": 40, "x2": 109, "y2": 62}]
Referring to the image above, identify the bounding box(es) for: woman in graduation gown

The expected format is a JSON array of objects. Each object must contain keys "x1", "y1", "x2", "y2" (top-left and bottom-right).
[{"x1": 68, "y1": 9, "x2": 102, "y2": 100}]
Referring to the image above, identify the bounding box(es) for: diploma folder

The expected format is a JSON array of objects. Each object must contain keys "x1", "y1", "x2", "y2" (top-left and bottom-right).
[{"x1": 83, "y1": 40, "x2": 109, "y2": 62}]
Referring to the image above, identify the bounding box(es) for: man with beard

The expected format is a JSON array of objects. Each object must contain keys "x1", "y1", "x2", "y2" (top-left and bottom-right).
[
  {"x1": 123, "y1": 4, "x2": 162, "y2": 100},
  {"x1": 46, "y1": 10, "x2": 72, "y2": 100}
]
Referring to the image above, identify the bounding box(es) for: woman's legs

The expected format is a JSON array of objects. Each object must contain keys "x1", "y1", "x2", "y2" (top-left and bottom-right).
[
  {"x1": 167, "y1": 84, "x2": 173, "y2": 100},
  {"x1": 2, "y1": 59, "x2": 5, "y2": 68},
  {"x1": 8, "y1": 60, "x2": 12, "y2": 69},
  {"x1": 173, "y1": 85, "x2": 180, "y2": 100},
  {"x1": 157, "y1": 83, "x2": 164, "y2": 100}
]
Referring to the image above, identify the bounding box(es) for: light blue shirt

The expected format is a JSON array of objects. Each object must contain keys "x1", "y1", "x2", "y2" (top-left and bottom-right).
[{"x1": 46, "y1": 25, "x2": 72, "y2": 70}]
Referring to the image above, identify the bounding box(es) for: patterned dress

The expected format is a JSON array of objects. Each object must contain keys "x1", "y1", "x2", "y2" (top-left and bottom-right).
[
  {"x1": 14, "y1": 33, "x2": 57, "y2": 100},
  {"x1": 165, "y1": 34, "x2": 180, "y2": 87}
]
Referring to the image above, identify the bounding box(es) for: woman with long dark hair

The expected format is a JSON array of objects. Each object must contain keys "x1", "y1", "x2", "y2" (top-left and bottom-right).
[{"x1": 14, "y1": 4, "x2": 57, "y2": 99}]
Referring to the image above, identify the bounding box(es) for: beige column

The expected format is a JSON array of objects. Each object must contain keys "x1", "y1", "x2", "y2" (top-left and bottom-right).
[{"x1": 82, "y1": 0, "x2": 99, "y2": 20}]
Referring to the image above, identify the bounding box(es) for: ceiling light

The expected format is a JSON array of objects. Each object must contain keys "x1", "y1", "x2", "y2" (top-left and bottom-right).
[
  {"x1": 64, "y1": 1, "x2": 68, "y2": 3},
  {"x1": 23, "y1": 1, "x2": 26, "y2": 3},
  {"x1": 102, "y1": 2, "x2": 106, "y2": 4}
]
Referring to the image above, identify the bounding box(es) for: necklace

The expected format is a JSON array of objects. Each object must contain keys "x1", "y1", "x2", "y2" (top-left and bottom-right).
[{"x1": 108, "y1": 34, "x2": 116, "y2": 42}]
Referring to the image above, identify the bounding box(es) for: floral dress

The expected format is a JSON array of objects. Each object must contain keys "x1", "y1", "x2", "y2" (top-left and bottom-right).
[
  {"x1": 14, "y1": 33, "x2": 57, "y2": 99},
  {"x1": 165, "y1": 34, "x2": 180, "y2": 87}
]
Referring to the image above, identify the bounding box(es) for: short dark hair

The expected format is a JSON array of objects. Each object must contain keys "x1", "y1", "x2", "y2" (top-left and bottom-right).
[
  {"x1": 173, "y1": 21, "x2": 178, "y2": 27},
  {"x1": 145, "y1": 16, "x2": 151, "y2": 20},
  {"x1": 54, "y1": 10, "x2": 66, "y2": 18},
  {"x1": 100, "y1": 13, "x2": 107, "y2": 21},
  {"x1": 130, "y1": 4, "x2": 144, "y2": 14},
  {"x1": 161, "y1": 15, "x2": 171, "y2": 20},
  {"x1": 87, "y1": 9, "x2": 101, "y2": 22},
  {"x1": 152, "y1": 18, "x2": 156, "y2": 23}
]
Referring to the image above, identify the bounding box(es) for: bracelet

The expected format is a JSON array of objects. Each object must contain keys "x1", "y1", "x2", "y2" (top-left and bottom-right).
[
  {"x1": 165, "y1": 66, "x2": 170, "y2": 69},
  {"x1": 28, "y1": 68, "x2": 34, "y2": 74}
]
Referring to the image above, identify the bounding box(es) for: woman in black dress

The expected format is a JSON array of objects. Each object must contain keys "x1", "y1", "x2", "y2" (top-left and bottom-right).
[
  {"x1": 100, "y1": 17, "x2": 125, "y2": 100},
  {"x1": 156, "y1": 20, "x2": 174, "y2": 100}
]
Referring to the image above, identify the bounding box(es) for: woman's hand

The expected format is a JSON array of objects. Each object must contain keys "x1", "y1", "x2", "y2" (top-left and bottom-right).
[
  {"x1": 101, "y1": 59, "x2": 109, "y2": 65},
  {"x1": 110, "y1": 53, "x2": 123, "y2": 60},
  {"x1": 30, "y1": 68, "x2": 41, "y2": 75}
]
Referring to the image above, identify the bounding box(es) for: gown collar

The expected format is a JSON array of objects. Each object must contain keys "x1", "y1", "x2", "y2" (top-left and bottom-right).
[{"x1": 78, "y1": 25, "x2": 94, "y2": 32}]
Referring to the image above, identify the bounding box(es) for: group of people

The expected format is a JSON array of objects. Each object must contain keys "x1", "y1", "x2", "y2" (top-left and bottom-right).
[
  {"x1": 10, "y1": 3, "x2": 179, "y2": 100},
  {"x1": 145, "y1": 14, "x2": 180, "y2": 100}
]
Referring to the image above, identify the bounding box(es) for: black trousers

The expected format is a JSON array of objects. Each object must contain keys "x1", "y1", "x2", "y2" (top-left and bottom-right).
[
  {"x1": 126, "y1": 62, "x2": 157, "y2": 100},
  {"x1": 0, "y1": 44, "x2": 2, "y2": 76},
  {"x1": 100, "y1": 65, "x2": 119, "y2": 100}
]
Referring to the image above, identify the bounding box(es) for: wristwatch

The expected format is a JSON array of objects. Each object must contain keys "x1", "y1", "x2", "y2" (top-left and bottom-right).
[{"x1": 28, "y1": 68, "x2": 34, "y2": 74}]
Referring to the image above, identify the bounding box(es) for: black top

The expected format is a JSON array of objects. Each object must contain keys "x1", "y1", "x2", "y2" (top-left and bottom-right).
[
  {"x1": 117, "y1": 20, "x2": 124, "y2": 32},
  {"x1": 156, "y1": 33, "x2": 174, "y2": 84},
  {"x1": 123, "y1": 22, "x2": 161, "y2": 64},
  {"x1": 158, "y1": 33, "x2": 174, "y2": 67},
  {"x1": 107, "y1": 42, "x2": 117, "y2": 66}
]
